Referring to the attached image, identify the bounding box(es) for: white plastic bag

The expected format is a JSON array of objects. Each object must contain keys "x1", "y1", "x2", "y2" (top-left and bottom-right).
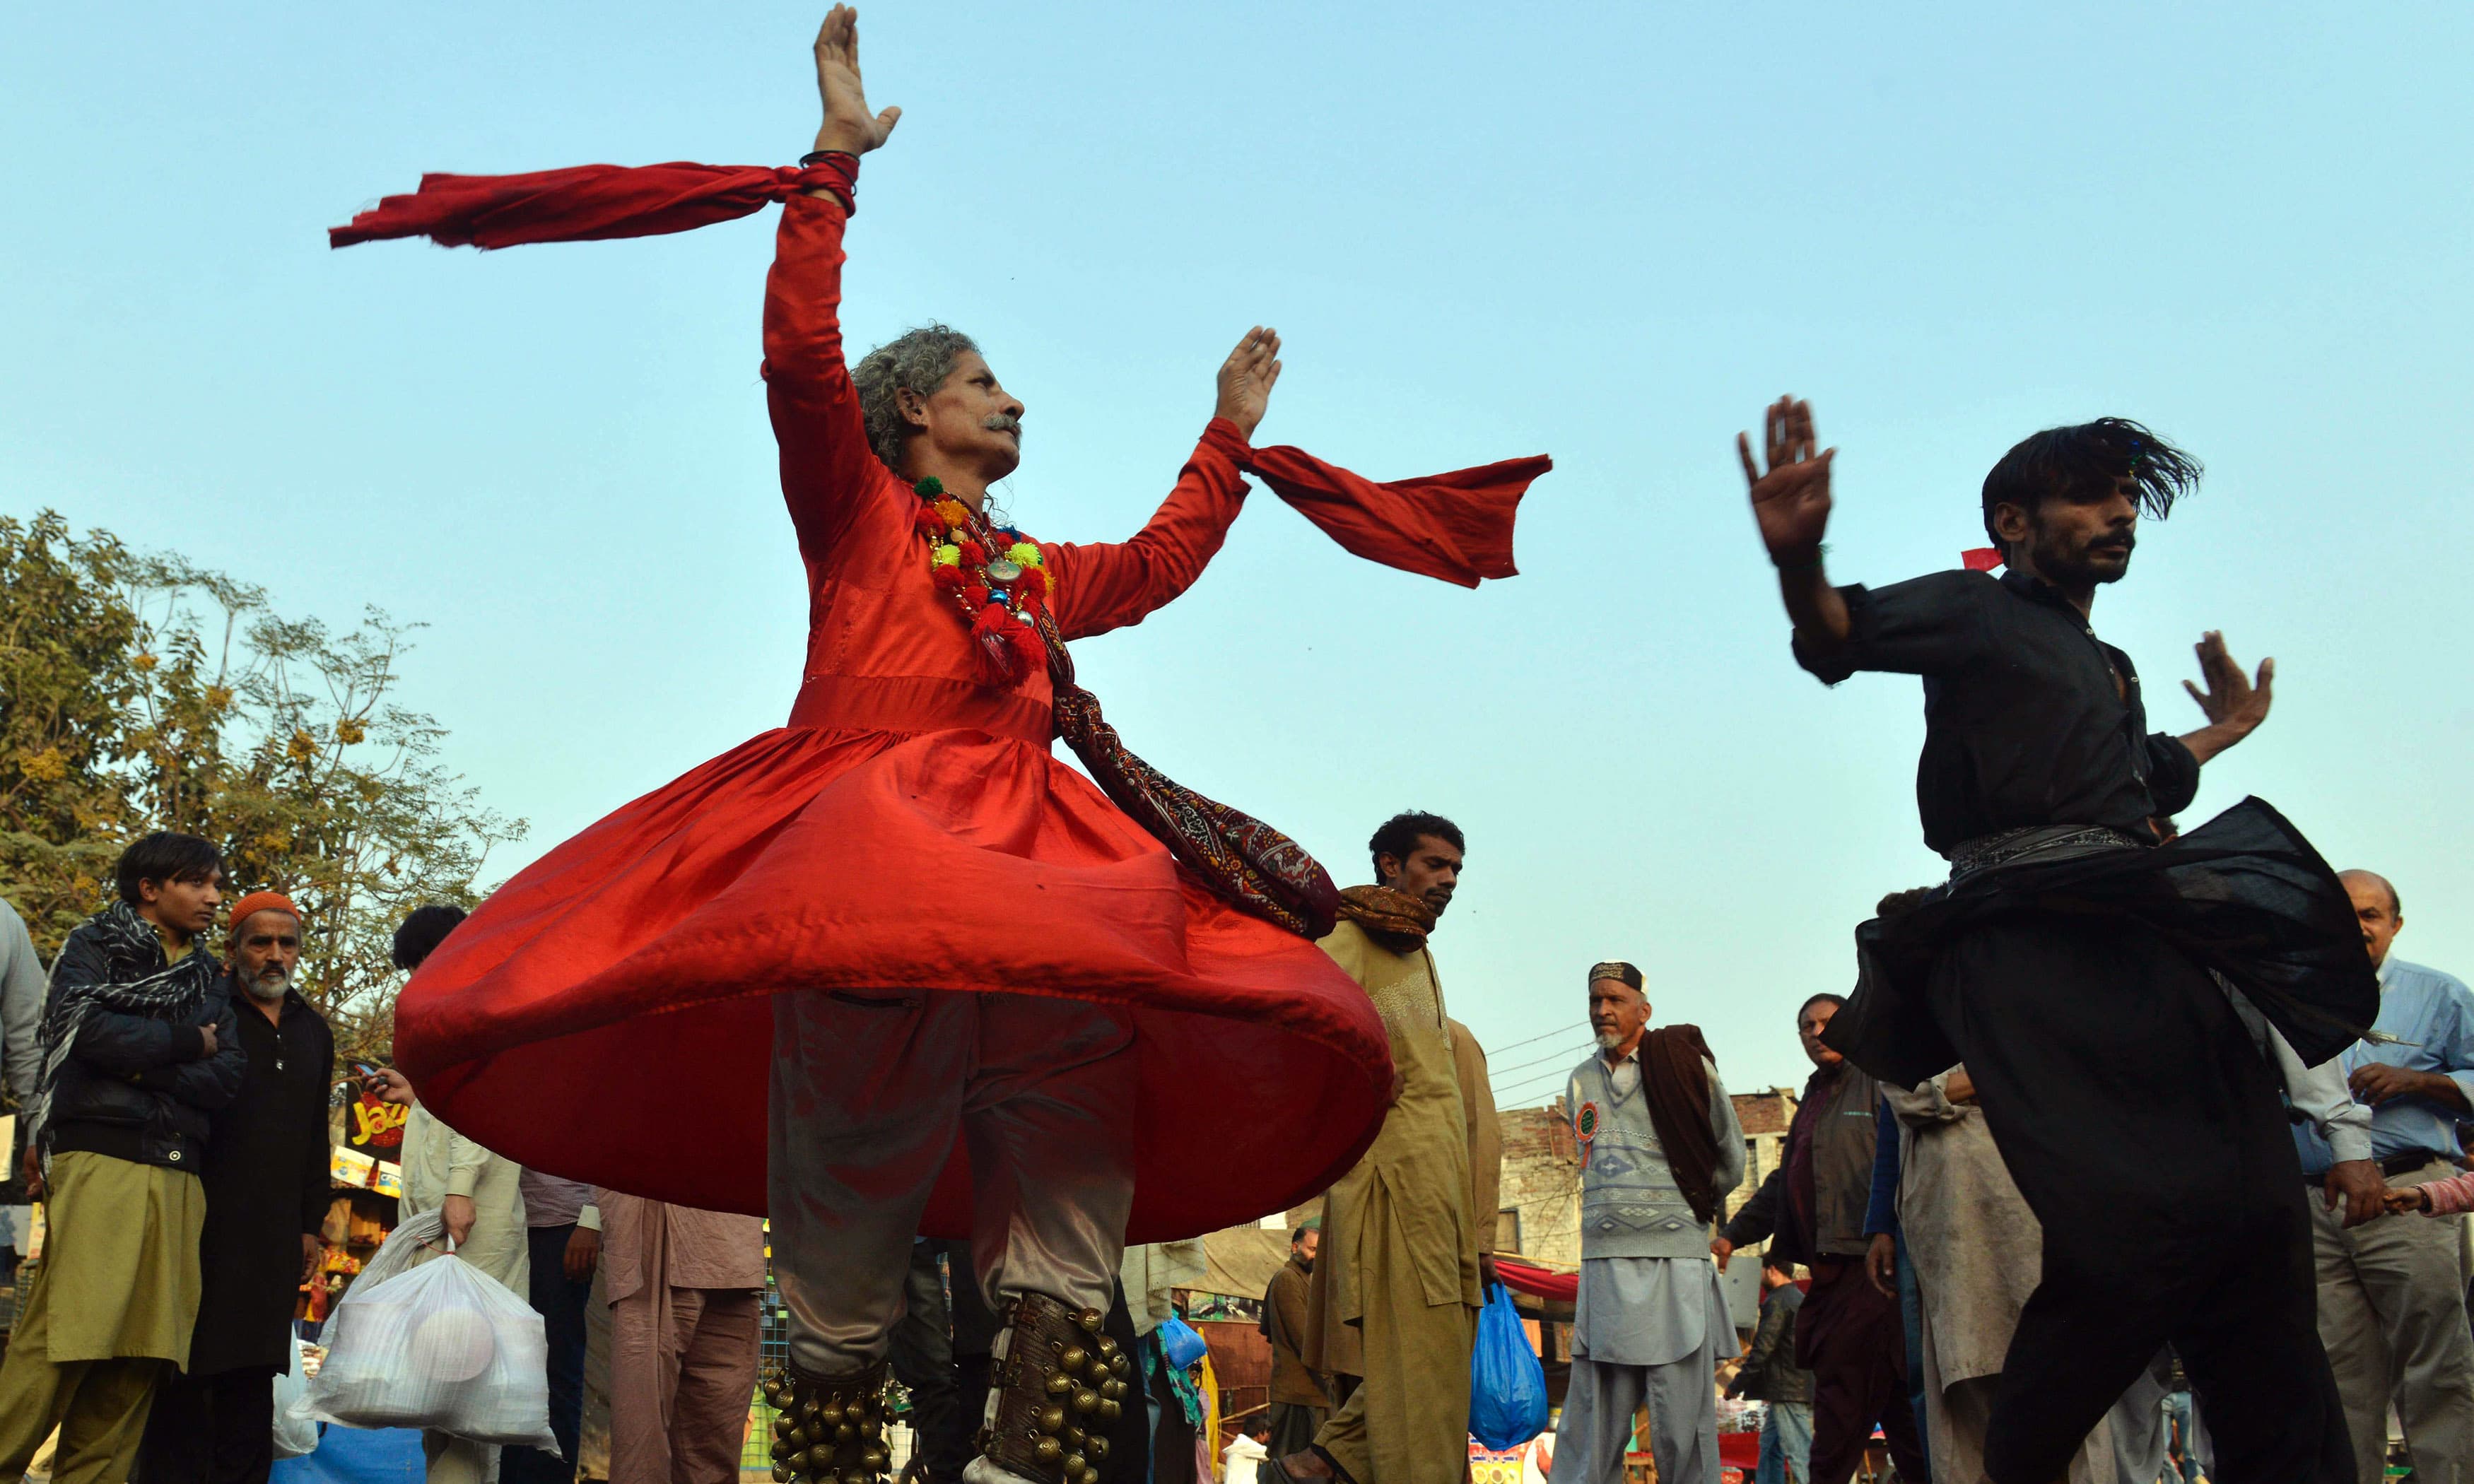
[
  {"x1": 271, "y1": 1330, "x2": 319, "y2": 1459},
  {"x1": 291, "y1": 1208, "x2": 558, "y2": 1451}
]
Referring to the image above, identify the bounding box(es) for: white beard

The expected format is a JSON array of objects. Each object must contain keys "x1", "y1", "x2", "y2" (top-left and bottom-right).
[
  {"x1": 1594, "y1": 1029, "x2": 1624, "y2": 1050},
  {"x1": 244, "y1": 972, "x2": 288, "y2": 1003}
]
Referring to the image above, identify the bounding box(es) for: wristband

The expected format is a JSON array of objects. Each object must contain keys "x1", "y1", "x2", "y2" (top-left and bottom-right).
[{"x1": 795, "y1": 151, "x2": 861, "y2": 213}]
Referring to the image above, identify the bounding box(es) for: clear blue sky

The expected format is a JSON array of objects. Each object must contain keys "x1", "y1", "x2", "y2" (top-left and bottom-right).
[{"x1": 7, "y1": 2, "x2": 2468, "y2": 1104}]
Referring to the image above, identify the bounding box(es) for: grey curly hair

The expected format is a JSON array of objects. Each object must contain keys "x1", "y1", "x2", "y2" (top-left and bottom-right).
[{"x1": 852, "y1": 324, "x2": 980, "y2": 473}]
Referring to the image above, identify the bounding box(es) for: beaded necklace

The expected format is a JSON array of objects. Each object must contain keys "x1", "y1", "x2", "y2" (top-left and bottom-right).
[{"x1": 911, "y1": 476, "x2": 1052, "y2": 685}]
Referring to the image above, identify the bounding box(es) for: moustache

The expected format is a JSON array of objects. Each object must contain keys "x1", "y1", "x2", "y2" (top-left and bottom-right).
[
  {"x1": 983, "y1": 413, "x2": 1022, "y2": 440},
  {"x1": 2088, "y1": 534, "x2": 2136, "y2": 555}
]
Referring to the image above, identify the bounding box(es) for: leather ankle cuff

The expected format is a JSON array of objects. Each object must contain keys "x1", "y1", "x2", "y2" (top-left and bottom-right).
[{"x1": 977, "y1": 1292, "x2": 1132, "y2": 1484}]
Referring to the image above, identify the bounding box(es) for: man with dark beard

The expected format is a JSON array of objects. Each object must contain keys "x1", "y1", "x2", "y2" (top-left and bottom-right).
[
  {"x1": 1259, "y1": 1225, "x2": 1327, "y2": 1484},
  {"x1": 1737, "y1": 398, "x2": 2376, "y2": 1481},
  {"x1": 1285, "y1": 813, "x2": 1493, "y2": 1484},
  {"x1": 140, "y1": 892, "x2": 334, "y2": 1484},
  {"x1": 1716, "y1": 995, "x2": 1919, "y2": 1484}
]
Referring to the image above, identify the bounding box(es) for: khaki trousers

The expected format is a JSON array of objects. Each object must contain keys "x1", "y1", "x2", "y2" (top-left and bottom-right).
[
  {"x1": 0, "y1": 1259, "x2": 162, "y2": 1484},
  {"x1": 2314, "y1": 1158, "x2": 2474, "y2": 1484},
  {"x1": 1310, "y1": 1199, "x2": 1475, "y2": 1484},
  {"x1": 609, "y1": 1285, "x2": 761, "y2": 1484},
  {"x1": 421, "y1": 1430, "x2": 495, "y2": 1484},
  {"x1": 0, "y1": 1150, "x2": 204, "y2": 1484},
  {"x1": 768, "y1": 989, "x2": 1136, "y2": 1379}
]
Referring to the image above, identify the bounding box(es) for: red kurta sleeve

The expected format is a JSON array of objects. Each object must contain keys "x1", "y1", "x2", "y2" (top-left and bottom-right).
[
  {"x1": 763, "y1": 193, "x2": 888, "y2": 557},
  {"x1": 1046, "y1": 418, "x2": 1252, "y2": 640}
]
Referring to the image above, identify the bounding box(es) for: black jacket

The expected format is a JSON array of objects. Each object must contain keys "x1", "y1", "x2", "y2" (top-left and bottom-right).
[
  {"x1": 1727, "y1": 1283, "x2": 1812, "y2": 1405},
  {"x1": 45, "y1": 923, "x2": 245, "y2": 1172}
]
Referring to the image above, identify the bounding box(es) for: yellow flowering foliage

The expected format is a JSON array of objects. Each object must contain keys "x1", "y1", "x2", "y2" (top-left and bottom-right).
[
  {"x1": 1, "y1": 509, "x2": 522, "y2": 1063},
  {"x1": 1007, "y1": 542, "x2": 1043, "y2": 568}
]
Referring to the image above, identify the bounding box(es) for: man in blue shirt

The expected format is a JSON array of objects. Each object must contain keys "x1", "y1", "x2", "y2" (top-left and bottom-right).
[{"x1": 2297, "y1": 869, "x2": 2474, "y2": 1483}]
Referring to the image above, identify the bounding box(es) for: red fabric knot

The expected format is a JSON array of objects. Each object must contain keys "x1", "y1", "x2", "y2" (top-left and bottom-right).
[{"x1": 1961, "y1": 546, "x2": 2005, "y2": 572}]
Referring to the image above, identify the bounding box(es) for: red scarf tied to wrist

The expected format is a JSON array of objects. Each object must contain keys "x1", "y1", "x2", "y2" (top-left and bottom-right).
[{"x1": 332, "y1": 156, "x2": 1550, "y2": 936}]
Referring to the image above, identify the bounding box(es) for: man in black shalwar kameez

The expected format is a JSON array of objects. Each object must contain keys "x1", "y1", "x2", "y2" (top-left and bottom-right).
[
  {"x1": 139, "y1": 893, "x2": 334, "y2": 1484},
  {"x1": 1734, "y1": 398, "x2": 2379, "y2": 1483}
]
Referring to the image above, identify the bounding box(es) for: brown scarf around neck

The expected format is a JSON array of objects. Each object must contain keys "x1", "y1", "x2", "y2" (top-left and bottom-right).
[
  {"x1": 1338, "y1": 885, "x2": 1436, "y2": 950},
  {"x1": 1636, "y1": 1024, "x2": 1725, "y2": 1227}
]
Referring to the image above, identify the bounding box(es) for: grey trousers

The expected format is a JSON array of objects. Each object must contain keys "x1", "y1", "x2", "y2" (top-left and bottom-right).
[
  {"x1": 768, "y1": 988, "x2": 1137, "y2": 1379},
  {"x1": 2313, "y1": 1157, "x2": 2474, "y2": 1484},
  {"x1": 1556, "y1": 1338, "x2": 1724, "y2": 1484}
]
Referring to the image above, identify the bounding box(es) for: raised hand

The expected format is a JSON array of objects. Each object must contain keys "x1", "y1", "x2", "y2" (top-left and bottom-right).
[
  {"x1": 1737, "y1": 396, "x2": 1836, "y2": 563},
  {"x1": 2183, "y1": 630, "x2": 2273, "y2": 734},
  {"x1": 1213, "y1": 327, "x2": 1282, "y2": 442},
  {"x1": 812, "y1": 6, "x2": 901, "y2": 156}
]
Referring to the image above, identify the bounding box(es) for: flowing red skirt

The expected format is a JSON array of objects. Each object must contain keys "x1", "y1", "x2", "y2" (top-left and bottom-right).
[{"x1": 392, "y1": 725, "x2": 1394, "y2": 1242}]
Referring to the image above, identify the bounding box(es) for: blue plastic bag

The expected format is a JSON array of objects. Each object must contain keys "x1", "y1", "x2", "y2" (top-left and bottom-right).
[
  {"x1": 1159, "y1": 1315, "x2": 1209, "y2": 1370},
  {"x1": 1467, "y1": 1282, "x2": 1547, "y2": 1450}
]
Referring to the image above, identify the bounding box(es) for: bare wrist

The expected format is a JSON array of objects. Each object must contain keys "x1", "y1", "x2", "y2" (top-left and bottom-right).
[{"x1": 812, "y1": 124, "x2": 874, "y2": 156}]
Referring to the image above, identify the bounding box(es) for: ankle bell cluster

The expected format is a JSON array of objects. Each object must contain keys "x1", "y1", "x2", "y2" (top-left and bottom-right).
[
  {"x1": 763, "y1": 1361, "x2": 891, "y2": 1484},
  {"x1": 980, "y1": 1292, "x2": 1134, "y2": 1484}
]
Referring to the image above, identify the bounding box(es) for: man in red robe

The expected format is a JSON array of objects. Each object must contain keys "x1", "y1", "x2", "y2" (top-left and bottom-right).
[{"x1": 335, "y1": 14, "x2": 1544, "y2": 1484}]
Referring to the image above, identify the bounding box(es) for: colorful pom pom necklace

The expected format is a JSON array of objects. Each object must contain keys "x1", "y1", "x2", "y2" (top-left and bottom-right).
[{"x1": 913, "y1": 476, "x2": 1052, "y2": 685}]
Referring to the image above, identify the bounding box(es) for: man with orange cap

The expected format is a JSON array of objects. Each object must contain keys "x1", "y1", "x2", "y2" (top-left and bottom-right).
[{"x1": 138, "y1": 891, "x2": 334, "y2": 1484}]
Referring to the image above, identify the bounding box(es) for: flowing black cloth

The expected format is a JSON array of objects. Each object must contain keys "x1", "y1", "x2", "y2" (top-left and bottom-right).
[
  {"x1": 1821, "y1": 799, "x2": 2365, "y2": 1483},
  {"x1": 1824, "y1": 796, "x2": 2379, "y2": 1089}
]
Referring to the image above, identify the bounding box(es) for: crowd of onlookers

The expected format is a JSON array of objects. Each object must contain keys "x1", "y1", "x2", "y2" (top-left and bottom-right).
[
  {"x1": 1697, "y1": 863, "x2": 2474, "y2": 1484},
  {"x1": 3, "y1": 826, "x2": 2468, "y2": 1484},
  {"x1": 0, "y1": 831, "x2": 790, "y2": 1484}
]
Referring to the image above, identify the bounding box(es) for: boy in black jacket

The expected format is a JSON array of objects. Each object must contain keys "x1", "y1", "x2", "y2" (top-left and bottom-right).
[{"x1": 0, "y1": 832, "x2": 244, "y2": 1483}]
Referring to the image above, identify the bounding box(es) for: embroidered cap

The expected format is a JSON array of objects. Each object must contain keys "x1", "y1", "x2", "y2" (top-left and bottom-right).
[{"x1": 1586, "y1": 960, "x2": 1643, "y2": 991}]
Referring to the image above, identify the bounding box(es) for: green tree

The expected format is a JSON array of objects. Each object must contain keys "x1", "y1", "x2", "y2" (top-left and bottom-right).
[{"x1": 0, "y1": 511, "x2": 524, "y2": 1063}]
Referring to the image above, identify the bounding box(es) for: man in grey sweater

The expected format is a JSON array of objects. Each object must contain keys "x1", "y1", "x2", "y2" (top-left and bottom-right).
[
  {"x1": 0, "y1": 899, "x2": 50, "y2": 1099},
  {"x1": 1554, "y1": 962, "x2": 1745, "y2": 1484},
  {"x1": 0, "y1": 898, "x2": 49, "y2": 1259}
]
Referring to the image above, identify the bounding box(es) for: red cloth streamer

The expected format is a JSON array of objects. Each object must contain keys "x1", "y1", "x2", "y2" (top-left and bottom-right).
[
  {"x1": 1962, "y1": 546, "x2": 2005, "y2": 571},
  {"x1": 1491, "y1": 1257, "x2": 1578, "y2": 1303},
  {"x1": 328, "y1": 158, "x2": 1548, "y2": 579},
  {"x1": 330, "y1": 158, "x2": 858, "y2": 250},
  {"x1": 1243, "y1": 445, "x2": 1544, "y2": 589}
]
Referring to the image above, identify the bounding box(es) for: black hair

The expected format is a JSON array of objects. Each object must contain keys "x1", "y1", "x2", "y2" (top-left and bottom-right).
[
  {"x1": 1761, "y1": 1253, "x2": 1796, "y2": 1276},
  {"x1": 115, "y1": 831, "x2": 222, "y2": 905},
  {"x1": 392, "y1": 904, "x2": 470, "y2": 972},
  {"x1": 1291, "y1": 1226, "x2": 1313, "y2": 1246},
  {"x1": 1981, "y1": 418, "x2": 2200, "y2": 550},
  {"x1": 1368, "y1": 811, "x2": 1464, "y2": 878},
  {"x1": 1796, "y1": 992, "x2": 1847, "y2": 1022}
]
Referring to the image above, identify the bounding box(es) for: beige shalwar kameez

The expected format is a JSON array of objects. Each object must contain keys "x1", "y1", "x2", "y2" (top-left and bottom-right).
[
  {"x1": 398, "y1": 1102, "x2": 531, "y2": 1484},
  {"x1": 596, "y1": 1191, "x2": 767, "y2": 1484},
  {"x1": 1884, "y1": 1071, "x2": 2111, "y2": 1483},
  {"x1": 1302, "y1": 921, "x2": 1484, "y2": 1484}
]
